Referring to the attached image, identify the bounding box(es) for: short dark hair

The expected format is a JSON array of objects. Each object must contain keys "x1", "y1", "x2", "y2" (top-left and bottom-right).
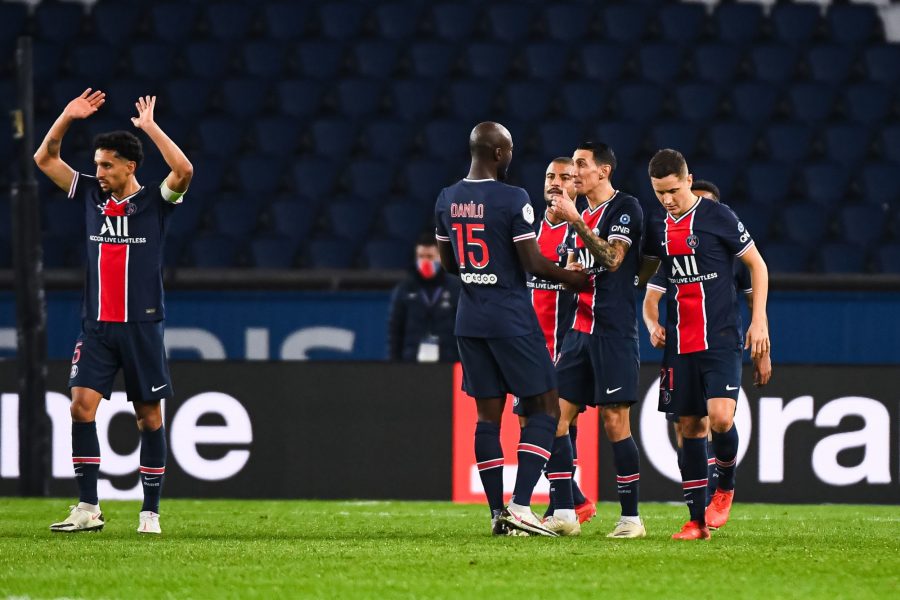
[
  {"x1": 93, "y1": 131, "x2": 144, "y2": 167},
  {"x1": 576, "y1": 141, "x2": 617, "y2": 172},
  {"x1": 551, "y1": 156, "x2": 574, "y2": 166},
  {"x1": 691, "y1": 179, "x2": 721, "y2": 202},
  {"x1": 416, "y1": 232, "x2": 437, "y2": 247},
  {"x1": 648, "y1": 148, "x2": 687, "y2": 179}
]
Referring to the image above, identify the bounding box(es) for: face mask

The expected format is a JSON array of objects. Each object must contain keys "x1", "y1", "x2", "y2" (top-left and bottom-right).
[{"x1": 416, "y1": 258, "x2": 440, "y2": 279}]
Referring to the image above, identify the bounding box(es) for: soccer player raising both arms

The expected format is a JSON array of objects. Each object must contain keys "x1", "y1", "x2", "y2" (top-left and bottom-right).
[
  {"x1": 435, "y1": 122, "x2": 588, "y2": 537},
  {"x1": 35, "y1": 89, "x2": 193, "y2": 534},
  {"x1": 643, "y1": 149, "x2": 769, "y2": 540}
]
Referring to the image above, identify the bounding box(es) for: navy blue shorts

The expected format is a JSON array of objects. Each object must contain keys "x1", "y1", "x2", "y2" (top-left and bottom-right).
[
  {"x1": 68, "y1": 320, "x2": 173, "y2": 402},
  {"x1": 658, "y1": 347, "x2": 741, "y2": 417},
  {"x1": 457, "y1": 332, "x2": 557, "y2": 400},
  {"x1": 555, "y1": 331, "x2": 639, "y2": 407}
]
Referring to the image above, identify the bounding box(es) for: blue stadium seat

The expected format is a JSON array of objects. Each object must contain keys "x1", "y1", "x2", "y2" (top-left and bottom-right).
[
  {"x1": 743, "y1": 162, "x2": 793, "y2": 206},
  {"x1": 336, "y1": 78, "x2": 385, "y2": 118},
  {"x1": 448, "y1": 79, "x2": 497, "y2": 121},
  {"x1": 197, "y1": 117, "x2": 244, "y2": 158},
  {"x1": 363, "y1": 119, "x2": 412, "y2": 161},
  {"x1": 353, "y1": 41, "x2": 399, "y2": 79},
  {"x1": 70, "y1": 43, "x2": 115, "y2": 85},
  {"x1": 34, "y1": 1, "x2": 84, "y2": 43},
  {"x1": 789, "y1": 83, "x2": 835, "y2": 123},
  {"x1": 864, "y1": 44, "x2": 900, "y2": 86},
  {"x1": 726, "y1": 202, "x2": 773, "y2": 242},
  {"x1": 580, "y1": 43, "x2": 629, "y2": 84},
  {"x1": 731, "y1": 83, "x2": 778, "y2": 124},
  {"x1": 236, "y1": 155, "x2": 285, "y2": 196},
  {"x1": 505, "y1": 81, "x2": 552, "y2": 121},
  {"x1": 275, "y1": 79, "x2": 322, "y2": 118},
  {"x1": 249, "y1": 235, "x2": 299, "y2": 269},
  {"x1": 347, "y1": 160, "x2": 395, "y2": 200},
  {"x1": 310, "y1": 119, "x2": 357, "y2": 159},
  {"x1": 328, "y1": 199, "x2": 378, "y2": 240},
  {"x1": 363, "y1": 239, "x2": 410, "y2": 269},
  {"x1": 764, "y1": 123, "x2": 812, "y2": 165},
  {"x1": 150, "y1": 3, "x2": 197, "y2": 44},
  {"x1": 390, "y1": 80, "x2": 437, "y2": 121},
  {"x1": 190, "y1": 234, "x2": 241, "y2": 268},
  {"x1": 638, "y1": 43, "x2": 684, "y2": 85},
  {"x1": 381, "y1": 202, "x2": 429, "y2": 244},
  {"x1": 464, "y1": 43, "x2": 513, "y2": 79},
  {"x1": 185, "y1": 42, "x2": 232, "y2": 81},
  {"x1": 409, "y1": 42, "x2": 458, "y2": 79},
  {"x1": 543, "y1": 3, "x2": 591, "y2": 42},
  {"x1": 674, "y1": 83, "x2": 720, "y2": 122},
  {"x1": 487, "y1": 3, "x2": 534, "y2": 43},
  {"x1": 262, "y1": 2, "x2": 311, "y2": 42},
  {"x1": 538, "y1": 119, "x2": 584, "y2": 158},
  {"x1": 0, "y1": 3, "x2": 27, "y2": 43},
  {"x1": 837, "y1": 205, "x2": 886, "y2": 249},
  {"x1": 770, "y1": 3, "x2": 821, "y2": 47},
  {"x1": 844, "y1": 84, "x2": 891, "y2": 126},
  {"x1": 689, "y1": 161, "x2": 737, "y2": 200},
  {"x1": 130, "y1": 43, "x2": 176, "y2": 82},
  {"x1": 242, "y1": 42, "x2": 285, "y2": 80},
  {"x1": 861, "y1": 163, "x2": 898, "y2": 207},
  {"x1": 105, "y1": 80, "x2": 149, "y2": 119},
  {"x1": 595, "y1": 120, "x2": 644, "y2": 163},
  {"x1": 43, "y1": 237, "x2": 82, "y2": 269},
  {"x1": 92, "y1": 2, "x2": 142, "y2": 46},
  {"x1": 374, "y1": 3, "x2": 421, "y2": 40},
  {"x1": 715, "y1": 2, "x2": 763, "y2": 44},
  {"x1": 33, "y1": 41, "x2": 65, "y2": 84},
  {"x1": 430, "y1": 3, "x2": 477, "y2": 41},
  {"x1": 294, "y1": 41, "x2": 345, "y2": 80},
  {"x1": 818, "y1": 242, "x2": 866, "y2": 274},
  {"x1": 880, "y1": 125, "x2": 900, "y2": 163},
  {"x1": 211, "y1": 200, "x2": 260, "y2": 238},
  {"x1": 875, "y1": 243, "x2": 900, "y2": 274},
  {"x1": 749, "y1": 44, "x2": 798, "y2": 85},
  {"x1": 657, "y1": 3, "x2": 706, "y2": 45},
  {"x1": 222, "y1": 78, "x2": 269, "y2": 118},
  {"x1": 267, "y1": 200, "x2": 317, "y2": 244},
  {"x1": 293, "y1": 157, "x2": 339, "y2": 198},
  {"x1": 513, "y1": 158, "x2": 546, "y2": 207},
  {"x1": 83, "y1": 116, "x2": 121, "y2": 145},
  {"x1": 781, "y1": 204, "x2": 830, "y2": 246},
  {"x1": 187, "y1": 155, "x2": 226, "y2": 196},
  {"x1": 823, "y1": 123, "x2": 870, "y2": 168},
  {"x1": 826, "y1": 4, "x2": 879, "y2": 47},
  {"x1": 424, "y1": 119, "x2": 469, "y2": 161},
  {"x1": 318, "y1": 2, "x2": 365, "y2": 40},
  {"x1": 601, "y1": 4, "x2": 646, "y2": 44},
  {"x1": 807, "y1": 44, "x2": 855, "y2": 85},
  {"x1": 803, "y1": 162, "x2": 849, "y2": 207},
  {"x1": 561, "y1": 81, "x2": 607, "y2": 121},
  {"x1": 691, "y1": 43, "x2": 742, "y2": 84},
  {"x1": 254, "y1": 116, "x2": 301, "y2": 156},
  {"x1": 708, "y1": 121, "x2": 757, "y2": 162},
  {"x1": 43, "y1": 199, "x2": 83, "y2": 237},
  {"x1": 164, "y1": 79, "x2": 211, "y2": 120},
  {"x1": 204, "y1": 2, "x2": 254, "y2": 40},
  {"x1": 614, "y1": 84, "x2": 663, "y2": 123},
  {"x1": 404, "y1": 159, "x2": 451, "y2": 203},
  {"x1": 649, "y1": 121, "x2": 699, "y2": 160},
  {"x1": 523, "y1": 42, "x2": 570, "y2": 81},
  {"x1": 305, "y1": 238, "x2": 356, "y2": 269},
  {"x1": 166, "y1": 196, "x2": 206, "y2": 239}
]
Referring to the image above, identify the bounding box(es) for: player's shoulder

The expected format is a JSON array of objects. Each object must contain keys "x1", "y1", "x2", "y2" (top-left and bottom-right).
[{"x1": 612, "y1": 191, "x2": 643, "y2": 214}]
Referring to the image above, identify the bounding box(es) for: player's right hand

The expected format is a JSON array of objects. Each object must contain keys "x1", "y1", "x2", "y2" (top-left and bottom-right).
[
  {"x1": 548, "y1": 187, "x2": 580, "y2": 224},
  {"x1": 649, "y1": 323, "x2": 666, "y2": 349},
  {"x1": 64, "y1": 88, "x2": 105, "y2": 119}
]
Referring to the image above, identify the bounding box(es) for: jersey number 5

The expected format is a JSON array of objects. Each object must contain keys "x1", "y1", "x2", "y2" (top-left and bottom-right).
[{"x1": 451, "y1": 223, "x2": 490, "y2": 269}]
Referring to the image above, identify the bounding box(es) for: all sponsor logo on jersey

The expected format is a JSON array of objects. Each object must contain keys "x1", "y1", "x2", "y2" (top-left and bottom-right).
[
  {"x1": 671, "y1": 255, "x2": 700, "y2": 277},
  {"x1": 99, "y1": 215, "x2": 128, "y2": 237},
  {"x1": 460, "y1": 272, "x2": 498, "y2": 285},
  {"x1": 686, "y1": 234, "x2": 699, "y2": 249}
]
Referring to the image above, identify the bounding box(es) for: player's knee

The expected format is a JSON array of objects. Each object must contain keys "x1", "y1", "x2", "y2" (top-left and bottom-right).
[
  {"x1": 69, "y1": 389, "x2": 100, "y2": 422},
  {"x1": 601, "y1": 405, "x2": 631, "y2": 440},
  {"x1": 680, "y1": 416, "x2": 707, "y2": 438},
  {"x1": 708, "y1": 411, "x2": 733, "y2": 433}
]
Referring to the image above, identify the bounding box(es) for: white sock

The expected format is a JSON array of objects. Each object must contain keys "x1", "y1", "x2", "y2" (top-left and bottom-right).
[
  {"x1": 620, "y1": 515, "x2": 642, "y2": 524},
  {"x1": 553, "y1": 509, "x2": 577, "y2": 522},
  {"x1": 77, "y1": 501, "x2": 100, "y2": 513}
]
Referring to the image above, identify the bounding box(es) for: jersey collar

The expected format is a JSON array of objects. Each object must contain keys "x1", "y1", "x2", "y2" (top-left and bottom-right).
[
  {"x1": 666, "y1": 195, "x2": 702, "y2": 223},
  {"x1": 462, "y1": 178, "x2": 494, "y2": 183},
  {"x1": 586, "y1": 189, "x2": 618, "y2": 214},
  {"x1": 109, "y1": 186, "x2": 145, "y2": 204}
]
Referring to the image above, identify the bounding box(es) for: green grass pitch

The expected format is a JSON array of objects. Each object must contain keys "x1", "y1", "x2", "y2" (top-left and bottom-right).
[{"x1": 0, "y1": 498, "x2": 896, "y2": 599}]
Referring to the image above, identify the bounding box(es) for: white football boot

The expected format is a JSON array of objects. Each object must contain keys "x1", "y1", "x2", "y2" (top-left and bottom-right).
[
  {"x1": 137, "y1": 511, "x2": 161, "y2": 534},
  {"x1": 50, "y1": 503, "x2": 104, "y2": 533}
]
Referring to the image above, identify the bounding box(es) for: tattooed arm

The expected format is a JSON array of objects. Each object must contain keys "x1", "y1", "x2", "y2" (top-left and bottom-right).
[{"x1": 569, "y1": 218, "x2": 629, "y2": 271}]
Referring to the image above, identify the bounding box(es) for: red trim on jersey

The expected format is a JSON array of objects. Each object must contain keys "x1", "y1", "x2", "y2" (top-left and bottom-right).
[
  {"x1": 666, "y1": 209, "x2": 708, "y2": 353},
  {"x1": 573, "y1": 203, "x2": 608, "y2": 334},
  {"x1": 98, "y1": 243, "x2": 127, "y2": 322}
]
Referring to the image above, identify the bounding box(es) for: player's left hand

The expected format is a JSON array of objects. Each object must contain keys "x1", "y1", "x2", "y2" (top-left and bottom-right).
[
  {"x1": 745, "y1": 320, "x2": 770, "y2": 360},
  {"x1": 131, "y1": 95, "x2": 157, "y2": 130},
  {"x1": 752, "y1": 352, "x2": 772, "y2": 387},
  {"x1": 548, "y1": 187, "x2": 580, "y2": 224}
]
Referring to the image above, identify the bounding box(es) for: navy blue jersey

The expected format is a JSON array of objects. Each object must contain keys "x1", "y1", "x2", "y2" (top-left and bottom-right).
[
  {"x1": 643, "y1": 198, "x2": 754, "y2": 354},
  {"x1": 527, "y1": 216, "x2": 575, "y2": 361},
  {"x1": 435, "y1": 179, "x2": 541, "y2": 338},
  {"x1": 567, "y1": 191, "x2": 643, "y2": 339},
  {"x1": 70, "y1": 173, "x2": 179, "y2": 322},
  {"x1": 648, "y1": 258, "x2": 752, "y2": 294}
]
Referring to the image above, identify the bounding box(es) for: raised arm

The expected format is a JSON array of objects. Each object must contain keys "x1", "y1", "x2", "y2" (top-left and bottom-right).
[
  {"x1": 131, "y1": 96, "x2": 193, "y2": 193},
  {"x1": 516, "y1": 238, "x2": 588, "y2": 290},
  {"x1": 739, "y1": 244, "x2": 770, "y2": 360},
  {"x1": 34, "y1": 88, "x2": 105, "y2": 192}
]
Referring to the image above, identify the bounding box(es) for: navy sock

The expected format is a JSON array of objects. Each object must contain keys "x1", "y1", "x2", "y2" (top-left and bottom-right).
[
  {"x1": 512, "y1": 413, "x2": 556, "y2": 507},
  {"x1": 139, "y1": 426, "x2": 167, "y2": 513},
  {"x1": 546, "y1": 435, "x2": 574, "y2": 511},
  {"x1": 681, "y1": 437, "x2": 708, "y2": 524},
  {"x1": 72, "y1": 421, "x2": 100, "y2": 505},
  {"x1": 611, "y1": 436, "x2": 640, "y2": 517},
  {"x1": 676, "y1": 445, "x2": 684, "y2": 471},
  {"x1": 474, "y1": 421, "x2": 504, "y2": 514},
  {"x1": 569, "y1": 426, "x2": 587, "y2": 505},
  {"x1": 706, "y1": 439, "x2": 718, "y2": 504},
  {"x1": 712, "y1": 425, "x2": 739, "y2": 491}
]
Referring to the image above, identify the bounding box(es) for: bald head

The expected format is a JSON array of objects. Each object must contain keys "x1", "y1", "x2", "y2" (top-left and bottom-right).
[{"x1": 467, "y1": 121, "x2": 514, "y2": 181}]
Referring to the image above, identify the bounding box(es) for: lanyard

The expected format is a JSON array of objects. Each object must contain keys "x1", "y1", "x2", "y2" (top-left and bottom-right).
[{"x1": 419, "y1": 287, "x2": 443, "y2": 308}]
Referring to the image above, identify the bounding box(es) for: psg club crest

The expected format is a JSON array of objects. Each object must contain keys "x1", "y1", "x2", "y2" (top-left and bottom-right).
[
  {"x1": 125, "y1": 202, "x2": 137, "y2": 216},
  {"x1": 686, "y1": 234, "x2": 700, "y2": 249},
  {"x1": 556, "y1": 242, "x2": 568, "y2": 257}
]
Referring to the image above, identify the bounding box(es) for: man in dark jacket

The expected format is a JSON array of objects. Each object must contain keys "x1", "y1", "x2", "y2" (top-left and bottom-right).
[{"x1": 387, "y1": 233, "x2": 461, "y2": 362}]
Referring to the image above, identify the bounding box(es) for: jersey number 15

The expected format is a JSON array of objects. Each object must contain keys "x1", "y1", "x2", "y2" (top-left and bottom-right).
[{"x1": 451, "y1": 223, "x2": 490, "y2": 269}]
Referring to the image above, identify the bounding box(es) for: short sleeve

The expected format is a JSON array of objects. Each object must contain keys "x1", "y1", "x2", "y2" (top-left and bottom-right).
[
  {"x1": 733, "y1": 259, "x2": 752, "y2": 294},
  {"x1": 606, "y1": 200, "x2": 642, "y2": 247},
  {"x1": 511, "y1": 188, "x2": 537, "y2": 243},
  {"x1": 716, "y1": 204, "x2": 755, "y2": 257},
  {"x1": 647, "y1": 264, "x2": 667, "y2": 293},
  {"x1": 434, "y1": 189, "x2": 450, "y2": 241},
  {"x1": 68, "y1": 172, "x2": 98, "y2": 203}
]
